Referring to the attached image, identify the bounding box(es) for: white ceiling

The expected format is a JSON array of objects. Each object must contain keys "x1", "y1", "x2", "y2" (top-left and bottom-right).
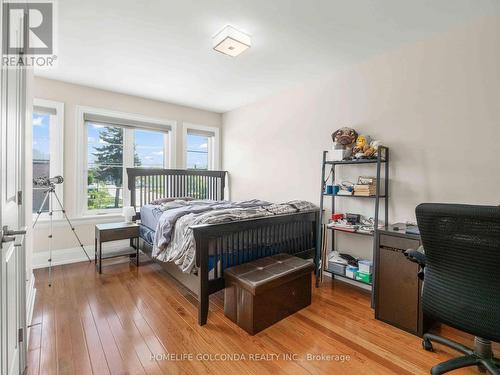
[{"x1": 36, "y1": 0, "x2": 500, "y2": 113}]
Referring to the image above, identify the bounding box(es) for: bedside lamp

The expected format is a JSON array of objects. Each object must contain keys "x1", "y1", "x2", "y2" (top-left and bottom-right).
[{"x1": 122, "y1": 206, "x2": 135, "y2": 223}]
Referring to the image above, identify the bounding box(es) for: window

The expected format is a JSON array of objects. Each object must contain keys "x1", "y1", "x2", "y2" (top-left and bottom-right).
[
  {"x1": 87, "y1": 123, "x2": 124, "y2": 211},
  {"x1": 134, "y1": 128, "x2": 167, "y2": 168},
  {"x1": 32, "y1": 99, "x2": 64, "y2": 216},
  {"x1": 183, "y1": 124, "x2": 220, "y2": 170},
  {"x1": 78, "y1": 107, "x2": 175, "y2": 215},
  {"x1": 186, "y1": 134, "x2": 209, "y2": 169}
]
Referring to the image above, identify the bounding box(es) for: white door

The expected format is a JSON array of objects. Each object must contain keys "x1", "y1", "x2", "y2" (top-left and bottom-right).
[{"x1": 0, "y1": 2, "x2": 28, "y2": 374}]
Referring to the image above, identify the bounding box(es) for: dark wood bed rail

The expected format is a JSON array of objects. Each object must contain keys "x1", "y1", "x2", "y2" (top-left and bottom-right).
[{"x1": 127, "y1": 168, "x2": 227, "y2": 212}]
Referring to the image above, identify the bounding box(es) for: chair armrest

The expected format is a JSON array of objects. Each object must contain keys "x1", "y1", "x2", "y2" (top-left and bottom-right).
[{"x1": 404, "y1": 246, "x2": 426, "y2": 267}]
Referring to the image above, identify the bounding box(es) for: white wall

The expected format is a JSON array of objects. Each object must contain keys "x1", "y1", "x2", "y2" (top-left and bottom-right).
[
  {"x1": 222, "y1": 13, "x2": 500, "y2": 259},
  {"x1": 32, "y1": 78, "x2": 221, "y2": 263}
]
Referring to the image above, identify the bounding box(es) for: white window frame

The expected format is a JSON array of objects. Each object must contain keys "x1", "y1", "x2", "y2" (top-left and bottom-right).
[
  {"x1": 183, "y1": 123, "x2": 220, "y2": 170},
  {"x1": 75, "y1": 106, "x2": 176, "y2": 217},
  {"x1": 32, "y1": 98, "x2": 64, "y2": 220}
]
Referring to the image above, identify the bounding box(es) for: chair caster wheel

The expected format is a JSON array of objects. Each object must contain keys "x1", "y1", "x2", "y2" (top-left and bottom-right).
[{"x1": 422, "y1": 339, "x2": 434, "y2": 352}]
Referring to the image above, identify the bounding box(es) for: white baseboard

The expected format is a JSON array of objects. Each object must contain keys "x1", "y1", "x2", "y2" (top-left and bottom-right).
[
  {"x1": 32, "y1": 240, "x2": 130, "y2": 269},
  {"x1": 26, "y1": 272, "x2": 37, "y2": 343}
]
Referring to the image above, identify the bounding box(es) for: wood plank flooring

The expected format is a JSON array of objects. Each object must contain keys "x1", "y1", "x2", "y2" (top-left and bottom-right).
[{"x1": 27, "y1": 257, "x2": 498, "y2": 375}]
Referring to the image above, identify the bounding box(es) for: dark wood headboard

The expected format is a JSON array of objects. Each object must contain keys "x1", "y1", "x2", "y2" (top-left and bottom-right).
[{"x1": 127, "y1": 168, "x2": 227, "y2": 210}]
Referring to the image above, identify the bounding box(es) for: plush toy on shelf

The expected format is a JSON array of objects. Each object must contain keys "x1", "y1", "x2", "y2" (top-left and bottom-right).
[
  {"x1": 332, "y1": 127, "x2": 358, "y2": 149},
  {"x1": 352, "y1": 135, "x2": 372, "y2": 158},
  {"x1": 329, "y1": 127, "x2": 384, "y2": 160},
  {"x1": 363, "y1": 140, "x2": 382, "y2": 158},
  {"x1": 331, "y1": 127, "x2": 358, "y2": 160}
]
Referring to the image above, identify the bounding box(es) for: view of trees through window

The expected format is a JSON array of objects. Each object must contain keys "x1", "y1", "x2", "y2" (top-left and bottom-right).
[
  {"x1": 186, "y1": 133, "x2": 209, "y2": 169},
  {"x1": 87, "y1": 124, "x2": 126, "y2": 210},
  {"x1": 87, "y1": 123, "x2": 166, "y2": 210}
]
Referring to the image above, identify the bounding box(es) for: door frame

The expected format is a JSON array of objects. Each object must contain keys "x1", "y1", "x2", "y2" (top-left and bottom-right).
[
  {"x1": 0, "y1": 0, "x2": 29, "y2": 373},
  {"x1": 17, "y1": 20, "x2": 28, "y2": 373}
]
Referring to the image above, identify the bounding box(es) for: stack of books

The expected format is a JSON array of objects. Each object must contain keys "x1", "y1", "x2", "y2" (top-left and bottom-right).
[{"x1": 354, "y1": 183, "x2": 376, "y2": 196}]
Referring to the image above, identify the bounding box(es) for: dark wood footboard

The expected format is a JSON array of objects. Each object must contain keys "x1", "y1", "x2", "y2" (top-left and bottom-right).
[{"x1": 191, "y1": 210, "x2": 319, "y2": 325}]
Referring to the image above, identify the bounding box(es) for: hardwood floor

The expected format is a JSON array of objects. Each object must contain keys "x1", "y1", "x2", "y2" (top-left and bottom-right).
[{"x1": 28, "y1": 257, "x2": 498, "y2": 375}]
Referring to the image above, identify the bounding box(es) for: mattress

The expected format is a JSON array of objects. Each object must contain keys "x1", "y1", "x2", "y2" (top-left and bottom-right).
[
  {"x1": 139, "y1": 205, "x2": 222, "y2": 270},
  {"x1": 140, "y1": 204, "x2": 164, "y2": 230}
]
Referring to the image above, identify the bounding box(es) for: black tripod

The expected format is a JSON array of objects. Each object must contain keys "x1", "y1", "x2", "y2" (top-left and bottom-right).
[{"x1": 33, "y1": 184, "x2": 91, "y2": 286}]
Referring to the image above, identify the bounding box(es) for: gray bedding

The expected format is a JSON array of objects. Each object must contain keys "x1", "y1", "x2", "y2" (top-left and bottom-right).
[{"x1": 144, "y1": 199, "x2": 317, "y2": 273}]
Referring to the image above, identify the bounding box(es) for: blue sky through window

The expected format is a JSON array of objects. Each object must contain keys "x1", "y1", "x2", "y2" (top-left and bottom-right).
[
  {"x1": 86, "y1": 124, "x2": 166, "y2": 167},
  {"x1": 187, "y1": 134, "x2": 208, "y2": 169},
  {"x1": 134, "y1": 129, "x2": 165, "y2": 167},
  {"x1": 33, "y1": 112, "x2": 50, "y2": 160},
  {"x1": 33, "y1": 112, "x2": 51, "y2": 213}
]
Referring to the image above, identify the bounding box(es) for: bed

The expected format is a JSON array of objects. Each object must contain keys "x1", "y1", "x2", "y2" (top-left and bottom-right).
[{"x1": 127, "y1": 167, "x2": 320, "y2": 325}]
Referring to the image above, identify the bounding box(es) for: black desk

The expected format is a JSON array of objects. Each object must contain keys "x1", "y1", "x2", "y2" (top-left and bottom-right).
[{"x1": 375, "y1": 225, "x2": 433, "y2": 336}]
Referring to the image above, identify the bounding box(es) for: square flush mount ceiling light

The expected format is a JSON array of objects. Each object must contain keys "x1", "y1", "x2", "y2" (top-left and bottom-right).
[{"x1": 213, "y1": 25, "x2": 251, "y2": 57}]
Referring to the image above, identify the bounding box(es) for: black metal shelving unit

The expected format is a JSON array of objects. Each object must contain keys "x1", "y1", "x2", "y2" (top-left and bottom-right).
[{"x1": 317, "y1": 146, "x2": 389, "y2": 301}]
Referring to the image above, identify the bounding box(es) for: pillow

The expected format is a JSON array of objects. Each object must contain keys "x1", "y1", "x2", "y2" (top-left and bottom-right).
[
  {"x1": 150, "y1": 196, "x2": 193, "y2": 205},
  {"x1": 286, "y1": 200, "x2": 318, "y2": 211},
  {"x1": 160, "y1": 200, "x2": 191, "y2": 210}
]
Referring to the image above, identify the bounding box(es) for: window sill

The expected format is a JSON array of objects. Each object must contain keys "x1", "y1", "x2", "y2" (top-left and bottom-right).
[{"x1": 32, "y1": 213, "x2": 126, "y2": 228}]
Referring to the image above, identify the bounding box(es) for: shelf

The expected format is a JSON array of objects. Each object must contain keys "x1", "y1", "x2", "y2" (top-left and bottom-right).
[
  {"x1": 324, "y1": 268, "x2": 372, "y2": 286},
  {"x1": 322, "y1": 193, "x2": 387, "y2": 198},
  {"x1": 319, "y1": 147, "x2": 388, "y2": 305},
  {"x1": 100, "y1": 247, "x2": 137, "y2": 260},
  {"x1": 325, "y1": 158, "x2": 386, "y2": 165},
  {"x1": 327, "y1": 227, "x2": 374, "y2": 237}
]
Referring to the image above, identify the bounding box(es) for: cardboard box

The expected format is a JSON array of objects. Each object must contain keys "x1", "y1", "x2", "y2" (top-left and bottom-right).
[
  {"x1": 345, "y1": 266, "x2": 358, "y2": 279},
  {"x1": 358, "y1": 260, "x2": 373, "y2": 274},
  {"x1": 355, "y1": 271, "x2": 372, "y2": 284}
]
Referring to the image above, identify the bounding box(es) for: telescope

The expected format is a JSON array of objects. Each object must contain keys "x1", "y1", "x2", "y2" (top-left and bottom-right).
[
  {"x1": 32, "y1": 174, "x2": 91, "y2": 286},
  {"x1": 33, "y1": 175, "x2": 64, "y2": 187}
]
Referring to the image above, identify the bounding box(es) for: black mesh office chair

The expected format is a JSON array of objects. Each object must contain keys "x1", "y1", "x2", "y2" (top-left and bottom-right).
[{"x1": 405, "y1": 203, "x2": 500, "y2": 375}]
